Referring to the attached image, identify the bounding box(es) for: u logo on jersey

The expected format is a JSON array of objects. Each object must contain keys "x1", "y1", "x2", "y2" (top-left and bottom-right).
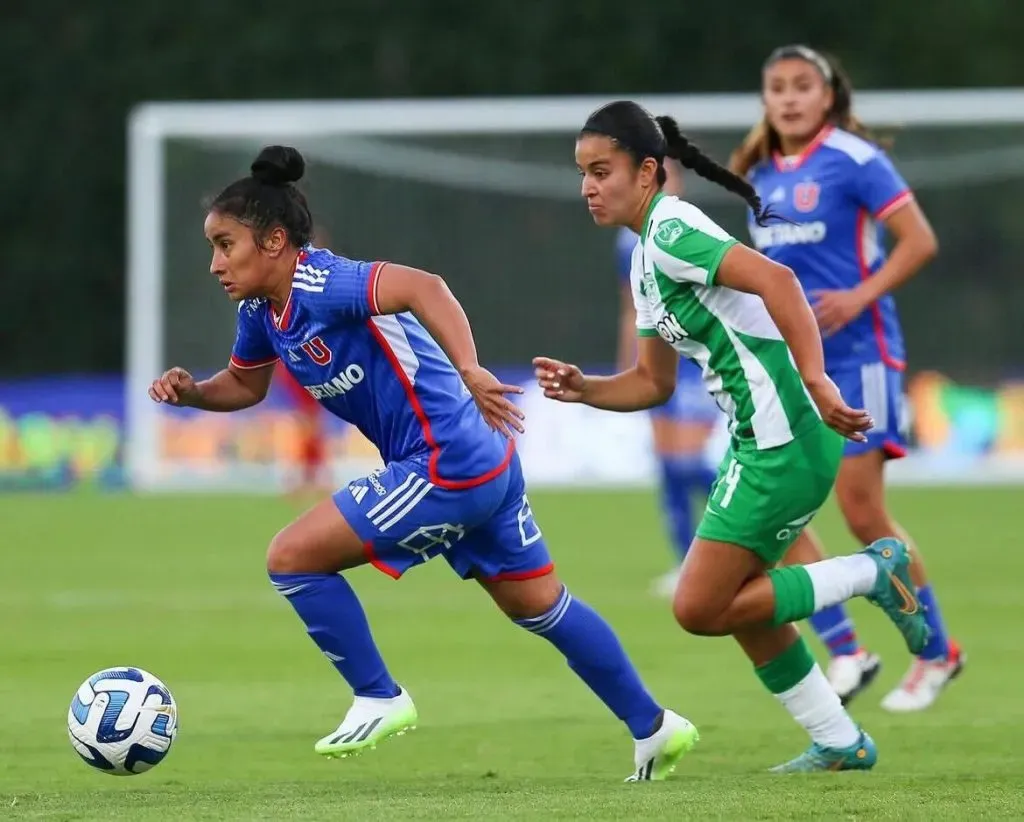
[
  {"x1": 301, "y1": 336, "x2": 332, "y2": 366},
  {"x1": 793, "y1": 181, "x2": 820, "y2": 213}
]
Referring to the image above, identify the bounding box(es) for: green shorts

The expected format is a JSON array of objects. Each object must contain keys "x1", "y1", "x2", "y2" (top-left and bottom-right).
[{"x1": 696, "y1": 422, "x2": 843, "y2": 565}]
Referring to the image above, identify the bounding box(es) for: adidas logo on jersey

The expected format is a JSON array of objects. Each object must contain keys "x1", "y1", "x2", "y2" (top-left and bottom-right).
[{"x1": 768, "y1": 186, "x2": 786, "y2": 204}]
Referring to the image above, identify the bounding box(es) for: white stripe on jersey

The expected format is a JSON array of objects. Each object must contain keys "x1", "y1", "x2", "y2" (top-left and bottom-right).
[
  {"x1": 292, "y1": 282, "x2": 325, "y2": 293},
  {"x1": 370, "y1": 315, "x2": 421, "y2": 386},
  {"x1": 823, "y1": 129, "x2": 879, "y2": 165},
  {"x1": 860, "y1": 362, "x2": 889, "y2": 432}
]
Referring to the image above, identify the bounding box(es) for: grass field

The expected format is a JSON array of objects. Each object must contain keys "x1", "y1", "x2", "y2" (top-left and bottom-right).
[{"x1": 1, "y1": 487, "x2": 1021, "y2": 820}]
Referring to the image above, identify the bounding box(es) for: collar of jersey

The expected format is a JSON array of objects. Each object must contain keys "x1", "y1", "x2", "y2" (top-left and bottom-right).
[{"x1": 640, "y1": 191, "x2": 666, "y2": 240}]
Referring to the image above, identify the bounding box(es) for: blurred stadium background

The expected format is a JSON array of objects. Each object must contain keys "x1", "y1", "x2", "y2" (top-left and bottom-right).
[{"x1": 2, "y1": 3, "x2": 1023, "y2": 819}]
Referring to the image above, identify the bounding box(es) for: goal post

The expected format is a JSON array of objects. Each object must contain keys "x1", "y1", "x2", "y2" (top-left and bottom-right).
[{"x1": 126, "y1": 89, "x2": 1024, "y2": 492}]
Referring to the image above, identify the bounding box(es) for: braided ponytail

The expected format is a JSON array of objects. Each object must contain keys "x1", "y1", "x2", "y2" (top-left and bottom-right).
[{"x1": 656, "y1": 115, "x2": 777, "y2": 227}]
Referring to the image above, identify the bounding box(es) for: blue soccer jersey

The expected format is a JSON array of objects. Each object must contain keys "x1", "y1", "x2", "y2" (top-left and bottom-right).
[
  {"x1": 747, "y1": 126, "x2": 914, "y2": 372},
  {"x1": 230, "y1": 247, "x2": 513, "y2": 488},
  {"x1": 616, "y1": 228, "x2": 720, "y2": 425}
]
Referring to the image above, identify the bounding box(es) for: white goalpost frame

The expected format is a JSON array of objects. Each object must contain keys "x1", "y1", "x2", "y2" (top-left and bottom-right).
[{"x1": 126, "y1": 89, "x2": 1024, "y2": 491}]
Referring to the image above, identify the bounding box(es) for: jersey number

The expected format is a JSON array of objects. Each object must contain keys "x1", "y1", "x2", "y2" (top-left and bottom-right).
[
  {"x1": 714, "y1": 459, "x2": 743, "y2": 509},
  {"x1": 301, "y1": 336, "x2": 332, "y2": 366}
]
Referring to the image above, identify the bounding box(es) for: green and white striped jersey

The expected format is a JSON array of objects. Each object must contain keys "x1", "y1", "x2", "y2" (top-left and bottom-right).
[{"x1": 631, "y1": 193, "x2": 821, "y2": 450}]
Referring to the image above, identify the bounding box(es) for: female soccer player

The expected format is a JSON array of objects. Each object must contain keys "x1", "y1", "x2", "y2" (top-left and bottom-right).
[
  {"x1": 535, "y1": 100, "x2": 930, "y2": 772},
  {"x1": 148, "y1": 145, "x2": 696, "y2": 782},
  {"x1": 614, "y1": 161, "x2": 721, "y2": 598},
  {"x1": 731, "y1": 45, "x2": 963, "y2": 712}
]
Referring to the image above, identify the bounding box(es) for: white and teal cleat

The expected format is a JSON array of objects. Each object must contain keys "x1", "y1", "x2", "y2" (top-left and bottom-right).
[
  {"x1": 314, "y1": 687, "x2": 418, "y2": 759},
  {"x1": 625, "y1": 710, "x2": 699, "y2": 782}
]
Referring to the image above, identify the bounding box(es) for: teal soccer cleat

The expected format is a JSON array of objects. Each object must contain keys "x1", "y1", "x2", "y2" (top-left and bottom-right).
[
  {"x1": 861, "y1": 538, "x2": 930, "y2": 655},
  {"x1": 770, "y1": 731, "x2": 877, "y2": 773}
]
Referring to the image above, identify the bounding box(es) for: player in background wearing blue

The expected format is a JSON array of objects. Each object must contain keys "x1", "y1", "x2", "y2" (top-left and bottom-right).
[
  {"x1": 615, "y1": 159, "x2": 721, "y2": 598},
  {"x1": 148, "y1": 146, "x2": 696, "y2": 781},
  {"x1": 731, "y1": 46, "x2": 963, "y2": 711}
]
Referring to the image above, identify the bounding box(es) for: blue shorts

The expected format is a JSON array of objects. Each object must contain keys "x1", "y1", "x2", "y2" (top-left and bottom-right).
[
  {"x1": 830, "y1": 362, "x2": 909, "y2": 459},
  {"x1": 333, "y1": 450, "x2": 552, "y2": 581},
  {"x1": 650, "y1": 362, "x2": 720, "y2": 425}
]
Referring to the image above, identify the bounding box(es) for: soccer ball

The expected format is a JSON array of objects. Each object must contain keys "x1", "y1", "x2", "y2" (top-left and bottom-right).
[{"x1": 67, "y1": 666, "x2": 178, "y2": 775}]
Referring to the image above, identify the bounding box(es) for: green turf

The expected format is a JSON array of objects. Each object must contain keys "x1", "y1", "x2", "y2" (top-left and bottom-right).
[{"x1": 1, "y1": 487, "x2": 1019, "y2": 820}]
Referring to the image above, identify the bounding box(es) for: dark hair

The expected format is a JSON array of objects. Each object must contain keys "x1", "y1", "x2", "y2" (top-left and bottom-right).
[
  {"x1": 580, "y1": 100, "x2": 775, "y2": 226},
  {"x1": 730, "y1": 46, "x2": 882, "y2": 176},
  {"x1": 208, "y1": 145, "x2": 314, "y2": 248}
]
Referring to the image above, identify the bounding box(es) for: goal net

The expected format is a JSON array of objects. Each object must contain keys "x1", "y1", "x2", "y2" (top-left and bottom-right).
[{"x1": 127, "y1": 91, "x2": 1024, "y2": 492}]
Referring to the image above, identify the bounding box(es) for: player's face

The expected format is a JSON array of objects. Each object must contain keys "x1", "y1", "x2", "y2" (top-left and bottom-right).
[
  {"x1": 575, "y1": 135, "x2": 656, "y2": 227},
  {"x1": 204, "y1": 212, "x2": 273, "y2": 301},
  {"x1": 762, "y1": 58, "x2": 834, "y2": 146}
]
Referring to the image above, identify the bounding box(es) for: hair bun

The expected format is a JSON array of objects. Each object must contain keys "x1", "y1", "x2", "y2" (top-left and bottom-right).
[{"x1": 250, "y1": 145, "x2": 305, "y2": 186}]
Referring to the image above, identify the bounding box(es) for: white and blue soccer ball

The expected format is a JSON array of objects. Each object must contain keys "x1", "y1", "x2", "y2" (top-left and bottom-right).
[{"x1": 67, "y1": 666, "x2": 177, "y2": 776}]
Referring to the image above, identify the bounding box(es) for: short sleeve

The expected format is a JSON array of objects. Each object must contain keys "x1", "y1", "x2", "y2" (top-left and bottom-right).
[
  {"x1": 853, "y1": 152, "x2": 914, "y2": 221},
  {"x1": 649, "y1": 217, "x2": 737, "y2": 287},
  {"x1": 229, "y1": 302, "x2": 278, "y2": 370},
  {"x1": 314, "y1": 258, "x2": 386, "y2": 321}
]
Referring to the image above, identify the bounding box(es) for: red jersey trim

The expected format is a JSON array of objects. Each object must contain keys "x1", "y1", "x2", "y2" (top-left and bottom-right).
[
  {"x1": 366, "y1": 318, "x2": 515, "y2": 490},
  {"x1": 230, "y1": 354, "x2": 280, "y2": 370}
]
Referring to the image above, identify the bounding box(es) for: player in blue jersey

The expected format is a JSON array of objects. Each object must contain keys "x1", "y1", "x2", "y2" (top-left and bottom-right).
[
  {"x1": 731, "y1": 46, "x2": 963, "y2": 711},
  {"x1": 614, "y1": 162, "x2": 721, "y2": 597},
  {"x1": 148, "y1": 145, "x2": 696, "y2": 781}
]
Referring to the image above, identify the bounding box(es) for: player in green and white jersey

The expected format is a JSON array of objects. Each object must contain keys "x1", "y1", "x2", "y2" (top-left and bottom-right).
[{"x1": 534, "y1": 101, "x2": 930, "y2": 772}]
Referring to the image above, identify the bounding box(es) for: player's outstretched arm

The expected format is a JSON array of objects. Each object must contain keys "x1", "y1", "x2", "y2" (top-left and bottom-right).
[
  {"x1": 534, "y1": 335, "x2": 677, "y2": 412},
  {"x1": 374, "y1": 264, "x2": 525, "y2": 437},
  {"x1": 148, "y1": 364, "x2": 272, "y2": 412},
  {"x1": 715, "y1": 244, "x2": 872, "y2": 442}
]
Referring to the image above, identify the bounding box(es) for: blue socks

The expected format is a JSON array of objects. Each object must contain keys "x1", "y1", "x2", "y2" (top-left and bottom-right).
[
  {"x1": 270, "y1": 572, "x2": 400, "y2": 698},
  {"x1": 659, "y1": 455, "x2": 714, "y2": 562},
  {"x1": 515, "y1": 586, "x2": 662, "y2": 739},
  {"x1": 808, "y1": 604, "x2": 861, "y2": 657},
  {"x1": 916, "y1": 584, "x2": 951, "y2": 661}
]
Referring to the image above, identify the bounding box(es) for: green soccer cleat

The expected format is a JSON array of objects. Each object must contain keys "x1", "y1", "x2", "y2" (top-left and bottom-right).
[
  {"x1": 625, "y1": 710, "x2": 699, "y2": 782},
  {"x1": 862, "y1": 538, "x2": 930, "y2": 656},
  {"x1": 314, "y1": 687, "x2": 418, "y2": 759},
  {"x1": 770, "y1": 730, "x2": 877, "y2": 773}
]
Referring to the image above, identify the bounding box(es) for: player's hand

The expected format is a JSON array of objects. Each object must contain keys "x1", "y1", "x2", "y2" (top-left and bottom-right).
[
  {"x1": 806, "y1": 375, "x2": 873, "y2": 443},
  {"x1": 810, "y1": 289, "x2": 868, "y2": 336},
  {"x1": 461, "y1": 365, "x2": 525, "y2": 439},
  {"x1": 532, "y1": 356, "x2": 586, "y2": 403},
  {"x1": 149, "y1": 367, "x2": 199, "y2": 407}
]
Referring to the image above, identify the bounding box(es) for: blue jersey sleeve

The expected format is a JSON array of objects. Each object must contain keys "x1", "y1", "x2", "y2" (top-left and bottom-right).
[
  {"x1": 854, "y1": 152, "x2": 913, "y2": 221},
  {"x1": 316, "y1": 258, "x2": 385, "y2": 321},
  {"x1": 229, "y1": 301, "x2": 278, "y2": 369},
  {"x1": 615, "y1": 228, "x2": 637, "y2": 283}
]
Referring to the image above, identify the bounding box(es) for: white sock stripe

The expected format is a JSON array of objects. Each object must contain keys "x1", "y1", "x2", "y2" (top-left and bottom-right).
[
  {"x1": 272, "y1": 582, "x2": 308, "y2": 597},
  {"x1": 818, "y1": 620, "x2": 854, "y2": 640},
  {"x1": 366, "y1": 473, "x2": 417, "y2": 518},
  {"x1": 526, "y1": 590, "x2": 573, "y2": 635},
  {"x1": 378, "y1": 480, "x2": 435, "y2": 532}
]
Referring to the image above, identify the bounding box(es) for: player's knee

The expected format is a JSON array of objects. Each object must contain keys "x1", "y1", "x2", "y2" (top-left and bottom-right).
[
  {"x1": 266, "y1": 526, "x2": 312, "y2": 574},
  {"x1": 672, "y1": 596, "x2": 725, "y2": 637}
]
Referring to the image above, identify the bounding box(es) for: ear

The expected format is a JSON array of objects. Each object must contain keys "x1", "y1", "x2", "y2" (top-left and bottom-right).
[
  {"x1": 638, "y1": 156, "x2": 660, "y2": 189},
  {"x1": 262, "y1": 226, "x2": 289, "y2": 256}
]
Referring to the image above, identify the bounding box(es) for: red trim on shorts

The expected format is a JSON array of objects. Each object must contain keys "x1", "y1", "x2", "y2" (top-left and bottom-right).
[
  {"x1": 882, "y1": 440, "x2": 908, "y2": 460},
  {"x1": 480, "y1": 563, "x2": 555, "y2": 583},
  {"x1": 363, "y1": 541, "x2": 401, "y2": 580},
  {"x1": 365, "y1": 318, "x2": 516, "y2": 490}
]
